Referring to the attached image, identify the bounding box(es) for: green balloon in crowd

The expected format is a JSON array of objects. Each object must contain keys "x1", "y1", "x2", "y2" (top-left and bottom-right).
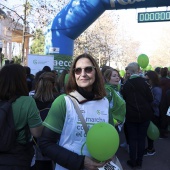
[
  {"x1": 137, "y1": 54, "x2": 149, "y2": 68},
  {"x1": 86, "y1": 122, "x2": 119, "y2": 162},
  {"x1": 119, "y1": 70, "x2": 125, "y2": 77},
  {"x1": 147, "y1": 121, "x2": 160, "y2": 140}
]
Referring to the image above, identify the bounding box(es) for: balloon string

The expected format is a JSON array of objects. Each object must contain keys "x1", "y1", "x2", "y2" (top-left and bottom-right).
[{"x1": 81, "y1": 142, "x2": 86, "y2": 155}]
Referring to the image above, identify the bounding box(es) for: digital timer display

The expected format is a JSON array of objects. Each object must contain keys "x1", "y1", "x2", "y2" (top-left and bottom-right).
[{"x1": 138, "y1": 11, "x2": 170, "y2": 23}]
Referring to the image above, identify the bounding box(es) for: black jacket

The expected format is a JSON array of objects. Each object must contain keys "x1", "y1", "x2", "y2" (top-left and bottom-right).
[
  {"x1": 159, "y1": 78, "x2": 170, "y2": 115},
  {"x1": 122, "y1": 77, "x2": 154, "y2": 123}
]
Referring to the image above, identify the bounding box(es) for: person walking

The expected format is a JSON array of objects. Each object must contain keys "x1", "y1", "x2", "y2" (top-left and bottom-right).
[
  {"x1": 144, "y1": 70, "x2": 162, "y2": 156},
  {"x1": 119, "y1": 66, "x2": 132, "y2": 151},
  {"x1": 122, "y1": 62, "x2": 154, "y2": 169},
  {"x1": 0, "y1": 64, "x2": 43, "y2": 170},
  {"x1": 103, "y1": 68, "x2": 126, "y2": 127},
  {"x1": 39, "y1": 53, "x2": 123, "y2": 170},
  {"x1": 159, "y1": 67, "x2": 170, "y2": 138},
  {"x1": 31, "y1": 72, "x2": 59, "y2": 170}
]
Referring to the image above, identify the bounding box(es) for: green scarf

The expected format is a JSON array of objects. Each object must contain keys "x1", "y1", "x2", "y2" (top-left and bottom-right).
[{"x1": 105, "y1": 83, "x2": 126, "y2": 123}]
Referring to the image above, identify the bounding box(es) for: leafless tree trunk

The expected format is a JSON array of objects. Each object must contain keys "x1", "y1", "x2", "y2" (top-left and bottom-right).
[{"x1": 21, "y1": 0, "x2": 28, "y2": 65}]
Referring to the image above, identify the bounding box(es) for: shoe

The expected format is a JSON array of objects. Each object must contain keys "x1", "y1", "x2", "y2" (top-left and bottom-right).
[
  {"x1": 120, "y1": 142, "x2": 128, "y2": 148},
  {"x1": 120, "y1": 142, "x2": 129, "y2": 153},
  {"x1": 127, "y1": 160, "x2": 136, "y2": 169},
  {"x1": 144, "y1": 148, "x2": 156, "y2": 156}
]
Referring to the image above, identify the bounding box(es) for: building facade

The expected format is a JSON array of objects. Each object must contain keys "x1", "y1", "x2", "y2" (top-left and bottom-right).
[{"x1": 0, "y1": 15, "x2": 32, "y2": 63}]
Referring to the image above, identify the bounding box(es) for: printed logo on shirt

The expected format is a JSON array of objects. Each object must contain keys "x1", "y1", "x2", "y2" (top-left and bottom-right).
[
  {"x1": 97, "y1": 110, "x2": 101, "y2": 115},
  {"x1": 96, "y1": 110, "x2": 108, "y2": 116}
]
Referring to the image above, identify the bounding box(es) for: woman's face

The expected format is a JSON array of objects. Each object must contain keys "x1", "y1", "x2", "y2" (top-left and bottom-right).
[
  {"x1": 125, "y1": 70, "x2": 131, "y2": 79},
  {"x1": 74, "y1": 58, "x2": 95, "y2": 92},
  {"x1": 109, "y1": 70, "x2": 120, "y2": 85}
]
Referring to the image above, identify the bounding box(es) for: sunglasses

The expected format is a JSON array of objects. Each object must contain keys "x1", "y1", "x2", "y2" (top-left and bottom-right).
[{"x1": 74, "y1": 66, "x2": 95, "y2": 75}]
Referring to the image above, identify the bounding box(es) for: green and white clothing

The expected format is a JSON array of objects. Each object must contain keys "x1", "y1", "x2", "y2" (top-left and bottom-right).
[
  {"x1": 105, "y1": 83, "x2": 126, "y2": 124},
  {"x1": 0, "y1": 96, "x2": 42, "y2": 167},
  {"x1": 43, "y1": 91, "x2": 110, "y2": 170},
  {"x1": 12, "y1": 96, "x2": 42, "y2": 144}
]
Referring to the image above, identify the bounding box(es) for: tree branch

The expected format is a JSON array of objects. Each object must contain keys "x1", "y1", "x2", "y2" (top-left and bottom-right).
[{"x1": 0, "y1": 3, "x2": 24, "y2": 20}]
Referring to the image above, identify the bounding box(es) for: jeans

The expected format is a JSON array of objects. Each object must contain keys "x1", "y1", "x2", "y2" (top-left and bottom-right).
[{"x1": 126, "y1": 121, "x2": 150, "y2": 163}]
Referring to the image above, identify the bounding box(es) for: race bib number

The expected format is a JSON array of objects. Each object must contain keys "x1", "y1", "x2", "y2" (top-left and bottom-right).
[{"x1": 98, "y1": 161, "x2": 120, "y2": 170}]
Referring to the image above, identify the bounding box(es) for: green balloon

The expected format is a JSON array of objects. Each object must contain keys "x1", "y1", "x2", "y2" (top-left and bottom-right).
[
  {"x1": 86, "y1": 122, "x2": 119, "y2": 162},
  {"x1": 119, "y1": 70, "x2": 125, "y2": 77},
  {"x1": 137, "y1": 54, "x2": 149, "y2": 68},
  {"x1": 145, "y1": 64, "x2": 152, "y2": 71},
  {"x1": 147, "y1": 121, "x2": 160, "y2": 140}
]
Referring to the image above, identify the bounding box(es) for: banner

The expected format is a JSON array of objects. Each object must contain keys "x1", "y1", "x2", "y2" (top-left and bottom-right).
[
  {"x1": 53, "y1": 54, "x2": 72, "y2": 74},
  {"x1": 27, "y1": 54, "x2": 54, "y2": 75}
]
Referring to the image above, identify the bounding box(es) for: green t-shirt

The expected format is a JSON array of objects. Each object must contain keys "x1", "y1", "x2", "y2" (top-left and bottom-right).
[
  {"x1": 43, "y1": 94, "x2": 66, "y2": 134},
  {"x1": 43, "y1": 94, "x2": 114, "y2": 133},
  {"x1": 105, "y1": 83, "x2": 126, "y2": 123},
  {"x1": 12, "y1": 96, "x2": 42, "y2": 144}
]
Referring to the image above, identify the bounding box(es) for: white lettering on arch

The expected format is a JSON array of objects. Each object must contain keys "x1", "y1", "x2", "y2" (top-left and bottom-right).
[{"x1": 110, "y1": 0, "x2": 145, "y2": 8}]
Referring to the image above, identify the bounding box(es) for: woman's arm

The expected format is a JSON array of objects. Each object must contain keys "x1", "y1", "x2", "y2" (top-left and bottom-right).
[
  {"x1": 39, "y1": 127, "x2": 85, "y2": 170},
  {"x1": 39, "y1": 127, "x2": 106, "y2": 170},
  {"x1": 30, "y1": 125, "x2": 43, "y2": 138}
]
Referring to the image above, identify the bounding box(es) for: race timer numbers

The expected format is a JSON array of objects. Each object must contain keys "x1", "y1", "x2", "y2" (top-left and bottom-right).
[{"x1": 138, "y1": 11, "x2": 170, "y2": 23}]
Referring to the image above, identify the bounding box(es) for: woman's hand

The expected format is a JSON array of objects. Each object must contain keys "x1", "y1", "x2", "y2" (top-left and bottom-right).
[{"x1": 83, "y1": 156, "x2": 106, "y2": 170}]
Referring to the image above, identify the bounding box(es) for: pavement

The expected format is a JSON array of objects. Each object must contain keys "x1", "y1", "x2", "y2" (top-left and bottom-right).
[{"x1": 116, "y1": 130, "x2": 170, "y2": 170}]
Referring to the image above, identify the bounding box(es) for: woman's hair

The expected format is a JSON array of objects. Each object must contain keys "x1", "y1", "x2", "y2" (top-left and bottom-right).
[
  {"x1": 127, "y1": 62, "x2": 140, "y2": 75},
  {"x1": 34, "y1": 72, "x2": 59, "y2": 102},
  {"x1": 24, "y1": 66, "x2": 31, "y2": 75},
  {"x1": 58, "y1": 69, "x2": 69, "y2": 94},
  {"x1": 42, "y1": 66, "x2": 51, "y2": 72},
  {"x1": 66, "y1": 53, "x2": 106, "y2": 98},
  {"x1": 0, "y1": 64, "x2": 29, "y2": 100},
  {"x1": 103, "y1": 68, "x2": 119, "y2": 83},
  {"x1": 101, "y1": 65, "x2": 112, "y2": 76},
  {"x1": 160, "y1": 67, "x2": 168, "y2": 78},
  {"x1": 155, "y1": 67, "x2": 161, "y2": 74},
  {"x1": 145, "y1": 71, "x2": 160, "y2": 87}
]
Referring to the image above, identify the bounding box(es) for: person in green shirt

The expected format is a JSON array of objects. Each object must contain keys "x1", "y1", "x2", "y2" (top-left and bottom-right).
[
  {"x1": 39, "y1": 53, "x2": 123, "y2": 170},
  {"x1": 0, "y1": 64, "x2": 43, "y2": 170},
  {"x1": 104, "y1": 68, "x2": 126, "y2": 126}
]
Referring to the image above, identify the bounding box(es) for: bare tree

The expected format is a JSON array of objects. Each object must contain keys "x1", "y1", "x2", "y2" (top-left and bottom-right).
[
  {"x1": 0, "y1": 0, "x2": 69, "y2": 64},
  {"x1": 74, "y1": 11, "x2": 120, "y2": 67}
]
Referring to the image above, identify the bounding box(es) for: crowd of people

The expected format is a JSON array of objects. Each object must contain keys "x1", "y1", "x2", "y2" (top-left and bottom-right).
[{"x1": 0, "y1": 53, "x2": 170, "y2": 170}]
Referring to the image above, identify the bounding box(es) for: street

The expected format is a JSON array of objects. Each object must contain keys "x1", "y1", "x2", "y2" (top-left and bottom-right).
[{"x1": 117, "y1": 130, "x2": 170, "y2": 170}]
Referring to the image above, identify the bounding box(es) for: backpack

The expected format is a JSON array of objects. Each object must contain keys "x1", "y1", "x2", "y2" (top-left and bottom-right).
[{"x1": 0, "y1": 97, "x2": 18, "y2": 152}]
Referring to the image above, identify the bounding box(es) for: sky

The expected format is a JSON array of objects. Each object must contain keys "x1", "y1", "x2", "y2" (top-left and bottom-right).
[{"x1": 114, "y1": 7, "x2": 170, "y2": 57}]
